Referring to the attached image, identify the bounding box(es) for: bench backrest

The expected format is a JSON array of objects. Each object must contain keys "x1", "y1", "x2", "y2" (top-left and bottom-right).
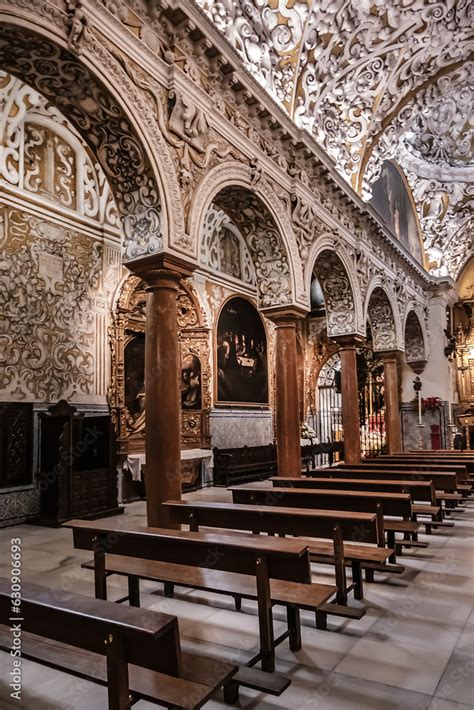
[
  {"x1": 0, "y1": 578, "x2": 181, "y2": 676},
  {"x1": 229, "y1": 486, "x2": 412, "y2": 518},
  {"x1": 320, "y1": 468, "x2": 458, "y2": 491},
  {"x1": 163, "y1": 500, "x2": 379, "y2": 544},
  {"x1": 377, "y1": 455, "x2": 473, "y2": 473},
  {"x1": 273, "y1": 476, "x2": 435, "y2": 503},
  {"x1": 338, "y1": 461, "x2": 466, "y2": 476},
  {"x1": 67, "y1": 519, "x2": 311, "y2": 584}
]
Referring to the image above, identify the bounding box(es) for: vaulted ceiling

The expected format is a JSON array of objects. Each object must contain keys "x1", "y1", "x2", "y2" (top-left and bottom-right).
[{"x1": 195, "y1": 0, "x2": 473, "y2": 280}]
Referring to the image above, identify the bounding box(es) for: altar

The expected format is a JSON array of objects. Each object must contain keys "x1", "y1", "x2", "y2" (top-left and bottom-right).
[{"x1": 117, "y1": 448, "x2": 213, "y2": 504}]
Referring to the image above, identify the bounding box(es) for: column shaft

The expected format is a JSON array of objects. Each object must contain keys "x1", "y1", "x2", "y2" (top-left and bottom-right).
[
  {"x1": 144, "y1": 269, "x2": 182, "y2": 528},
  {"x1": 382, "y1": 353, "x2": 402, "y2": 454},
  {"x1": 339, "y1": 345, "x2": 361, "y2": 464},
  {"x1": 274, "y1": 318, "x2": 302, "y2": 477}
]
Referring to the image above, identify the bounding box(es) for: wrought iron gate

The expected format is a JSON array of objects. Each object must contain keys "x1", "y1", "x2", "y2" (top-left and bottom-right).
[{"x1": 310, "y1": 353, "x2": 343, "y2": 465}]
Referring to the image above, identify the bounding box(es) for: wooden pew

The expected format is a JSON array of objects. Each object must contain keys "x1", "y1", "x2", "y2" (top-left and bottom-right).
[
  {"x1": 0, "y1": 578, "x2": 236, "y2": 709},
  {"x1": 275, "y1": 476, "x2": 436, "y2": 503},
  {"x1": 162, "y1": 499, "x2": 398, "y2": 606},
  {"x1": 66, "y1": 519, "x2": 335, "y2": 673},
  {"x1": 274, "y1": 474, "x2": 444, "y2": 536},
  {"x1": 229, "y1": 485, "x2": 420, "y2": 562},
  {"x1": 377, "y1": 454, "x2": 474, "y2": 475},
  {"x1": 326, "y1": 465, "x2": 461, "y2": 494},
  {"x1": 213, "y1": 444, "x2": 277, "y2": 486}
]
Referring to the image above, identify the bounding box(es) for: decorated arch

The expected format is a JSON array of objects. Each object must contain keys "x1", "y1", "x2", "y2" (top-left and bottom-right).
[{"x1": 0, "y1": 4, "x2": 185, "y2": 261}]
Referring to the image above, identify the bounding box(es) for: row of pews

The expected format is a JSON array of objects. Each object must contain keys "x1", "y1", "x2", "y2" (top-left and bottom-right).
[{"x1": 0, "y1": 450, "x2": 472, "y2": 708}]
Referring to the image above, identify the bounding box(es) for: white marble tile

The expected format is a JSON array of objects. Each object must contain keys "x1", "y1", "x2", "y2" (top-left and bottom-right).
[
  {"x1": 455, "y1": 609, "x2": 474, "y2": 658},
  {"x1": 335, "y1": 637, "x2": 452, "y2": 695},
  {"x1": 435, "y1": 653, "x2": 474, "y2": 706}
]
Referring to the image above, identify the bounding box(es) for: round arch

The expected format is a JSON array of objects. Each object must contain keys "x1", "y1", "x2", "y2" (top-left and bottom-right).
[
  {"x1": 188, "y1": 161, "x2": 306, "y2": 310},
  {"x1": 307, "y1": 237, "x2": 364, "y2": 337},
  {"x1": 364, "y1": 278, "x2": 404, "y2": 352},
  {"x1": 0, "y1": 5, "x2": 185, "y2": 261}
]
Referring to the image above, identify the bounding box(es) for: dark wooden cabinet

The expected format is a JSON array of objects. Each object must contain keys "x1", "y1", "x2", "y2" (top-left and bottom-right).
[
  {"x1": 0, "y1": 403, "x2": 33, "y2": 489},
  {"x1": 37, "y1": 400, "x2": 122, "y2": 526}
]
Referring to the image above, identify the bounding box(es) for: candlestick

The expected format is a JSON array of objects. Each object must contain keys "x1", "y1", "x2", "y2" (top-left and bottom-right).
[{"x1": 418, "y1": 391, "x2": 422, "y2": 425}]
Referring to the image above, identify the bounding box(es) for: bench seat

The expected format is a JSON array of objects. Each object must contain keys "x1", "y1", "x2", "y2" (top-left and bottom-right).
[
  {"x1": 82, "y1": 554, "x2": 336, "y2": 613},
  {"x1": 0, "y1": 625, "x2": 238, "y2": 709}
]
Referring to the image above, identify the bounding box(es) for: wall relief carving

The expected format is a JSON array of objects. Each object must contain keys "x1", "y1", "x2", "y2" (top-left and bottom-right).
[
  {"x1": 313, "y1": 250, "x2": 357, "y2": 337},
  {"x1": 367, "y1": 286, "x2": 398, "y2": 352},
  {"x1": 0, "y1": 206, "x2": 102, "y2": 401},
  {"x1": 0, "y1": 21, "x2": 164, "y2": 261},
  {"x1": 405, "y1": 310, "x2": 427, "y2": 372}
]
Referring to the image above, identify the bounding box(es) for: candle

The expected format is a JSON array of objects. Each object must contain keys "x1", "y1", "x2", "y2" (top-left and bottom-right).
[{"x1": 418, "y1": 391, "x2": 422, "y2": 425}]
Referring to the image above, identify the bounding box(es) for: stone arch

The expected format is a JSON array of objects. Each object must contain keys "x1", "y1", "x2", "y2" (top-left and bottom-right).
[
  {"x1": 365, "y1": 279, "x2": 403, "y2": 352},
  {"x1": 0, "y1": 4, "x2": 185, "y2": 261},
  {"x1": 404, "y1": 308, "x2": 428, "y2": 373},
  {"x1": 188, "y1": 161, "x2": 306, "y2": 310},
  {"x1": 308, "y1": 238, "x2": 364, "y2": 338}
]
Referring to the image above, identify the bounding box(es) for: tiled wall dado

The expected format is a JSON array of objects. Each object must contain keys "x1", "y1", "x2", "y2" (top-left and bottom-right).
[{"x1": 209, "y1": 408, "x2": 274, "y2": 449}]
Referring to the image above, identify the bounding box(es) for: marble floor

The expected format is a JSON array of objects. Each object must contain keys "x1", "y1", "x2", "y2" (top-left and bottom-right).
[{"x1": 0, "y1": 486, "x2": 473, "y2": 710}]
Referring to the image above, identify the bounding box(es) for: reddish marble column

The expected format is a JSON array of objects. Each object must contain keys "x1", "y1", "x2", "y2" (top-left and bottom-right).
[
  {"x1": 381, "y1": 351, "x2": 403, "y2": 454},
  {"x1": 131, "y1": 255, "x2": 194, "y2": 528},
  {"x1": 338, "y1": 341, "x2": 362, "y2": 464},
  {"x1": 272, "y1": 314, "x2": 303, "y2": 477}
]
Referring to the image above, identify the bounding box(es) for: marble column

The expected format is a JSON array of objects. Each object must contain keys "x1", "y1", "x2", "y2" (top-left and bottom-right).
[
  {"x1": 130, "y1": 254, "x2": 194, "y2": 528},
  {"x1": 381, "y1": 351, "x2": 403, "y2": 454},
  {"x1": 338, "y1": 339, "x2": 362, "y2": 464},
  {"x1": 271, "y1": 312, "x2": 304, "y2": 477}
]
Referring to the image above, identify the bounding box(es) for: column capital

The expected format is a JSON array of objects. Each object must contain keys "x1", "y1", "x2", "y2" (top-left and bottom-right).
[
  {"x1": 379, "y1": 350, "x2": 404, "y2": 364},
  {"x1": 332, "y1": 334, "x2": 365, "y2": 350},
  {"x1": 127, "y1": 251, "x2": 196, "y2": 286},
  {"x1": 263, "y1": 305, "x2": 307, "y2": 326}
]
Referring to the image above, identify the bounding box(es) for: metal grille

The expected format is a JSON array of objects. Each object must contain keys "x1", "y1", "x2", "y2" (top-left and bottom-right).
[
  {"x1": 310, "y1": 354, "x2": 343, "y2": 466},
  {"x1": 358, "y1": 354, "x2": 386, "y2": 458}
]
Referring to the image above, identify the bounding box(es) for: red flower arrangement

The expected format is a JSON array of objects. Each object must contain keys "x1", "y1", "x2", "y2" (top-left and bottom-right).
[{"x1": 421, "y1": 396, "x2": 443, "y2": 412}]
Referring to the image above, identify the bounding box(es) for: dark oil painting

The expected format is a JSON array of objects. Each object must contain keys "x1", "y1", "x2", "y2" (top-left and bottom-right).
[{"x1": 216, "y1": 297, "x2": 268, "y2": 405}]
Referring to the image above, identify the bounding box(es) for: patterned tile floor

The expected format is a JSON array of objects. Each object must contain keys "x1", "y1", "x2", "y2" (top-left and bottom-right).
[{"x1": 0, "y1": 485, "x2": 473, "y2": 709}]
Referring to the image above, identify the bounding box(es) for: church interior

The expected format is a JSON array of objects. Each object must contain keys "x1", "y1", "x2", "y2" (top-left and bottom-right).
[{"x1": 0, "y1": 0, "x2": 473, "y2": 708}]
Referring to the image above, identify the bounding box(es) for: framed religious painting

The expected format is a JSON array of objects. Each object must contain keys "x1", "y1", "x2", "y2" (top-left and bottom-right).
[{"x1": 215, "y1": 296, "x2": 269, "y2": 406}]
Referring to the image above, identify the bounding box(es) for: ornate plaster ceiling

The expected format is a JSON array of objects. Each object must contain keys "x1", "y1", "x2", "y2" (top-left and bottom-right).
[{"x1": 195, "y1": 0, "x2": 473, "y2": 278}]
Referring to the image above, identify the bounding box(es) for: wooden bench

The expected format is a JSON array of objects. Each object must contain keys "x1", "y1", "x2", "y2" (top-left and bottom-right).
[
  {"x1": 163, "y1": 499, "x2": 398, "y2": 606},
  {"x1": 377, "y1": 454, "x2": 474, "y2": 476},
  {"x1": 213, "y1": 444, "x2": 277, "y2": 486},
  {"x1": 330, "y1": 465, "x2": 467, "y2": 518},
  {"x1": 230, "y1": 485, "x2": 423, "y2": 561},
  {"x1": 0, "y1": 579, "x2": 236, "y2": 709},
  {"x1": 277, "y1": 475, "x2": 436, "y2": 503},
  {"x1": 66, "y1": 519, "x2": 335, "y2": 673}
]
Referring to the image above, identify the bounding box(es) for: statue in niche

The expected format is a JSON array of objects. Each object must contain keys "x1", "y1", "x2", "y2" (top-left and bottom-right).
[{"x1": 181, "y1": 353, "x2": 202, "y2": 410}]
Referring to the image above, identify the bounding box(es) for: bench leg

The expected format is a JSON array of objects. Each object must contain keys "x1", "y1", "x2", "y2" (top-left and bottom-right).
[
  {"x1": 255, "y1": 555, "x2": 275, "y2": 673},
  {"x1": 386, "y1": 530, "x2": 397, "y2": 563},
  {"x1": 365, "y1": 568, "x2": 374, "y2": 583},
  {"x1": 315, "y1": 610, "x2": 327, "y2": 630},
  {"x1": 105, "y1": 632, "x2": 130, "y2": 710},
  {"x1": 164, "y1": 582, "x2": 174, "y2": 598},
  {"x1": 234, "y1": 595, "x2": 242, "y2": 612},
  {"x1": 287, "y1": 605, "x2": 302, "y2": 652},
  {"x1": 94, "y1": 542, "x2": 107, "y2": 601},
  {"x1": 351, "y1": 560, "x2": 364, "y2": 600},
  {"x1": 223, "y1": 679, "x2": 240, "y2": 704},
  {"x1": 128, "y1": 575, "x2": 140, "y2": 607}
]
